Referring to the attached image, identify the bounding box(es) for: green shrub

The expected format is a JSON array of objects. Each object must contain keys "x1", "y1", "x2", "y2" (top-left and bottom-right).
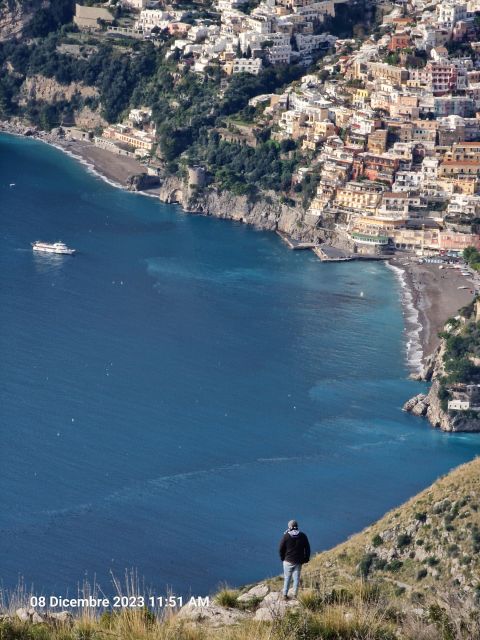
[
  {"x1": 357, "y1": 553, "x2": 376, "y2": 578},
  {"x1": 372, "y1": 534, "x2": 383, "y2": 547},
  {"x1": 386, "y1": 560, "x2": 403, "y2": 572},
  {"x1": 414, "y1": 512, "x2": 427, "y2": 523},
  {"x1": 416, "y1": 568, "x2": 428, "y2": 581},
  {"x1": 397, "y1": 534, "x2": 412, "y2": 549}
]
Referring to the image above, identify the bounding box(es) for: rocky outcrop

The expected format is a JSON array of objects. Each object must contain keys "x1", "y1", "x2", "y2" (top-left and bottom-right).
[
  {"x1": 253, "y1": 591, "x2": 299, "y2": 621},
  {"x1": 0, "y1": 0, "x2": 38, "y2": 41},
  {"x1": 177, "y1": 601, "x2": 249, "y2": 627},
  {"x1": 403, "y1": 393, "x2": 428, "y2": 417},
  {"x1": 403, "y1": 381, "x2": 452, "y2": 429},
  {"x1": 18, "y1": 75, "x2": 98, "y2": 106},
  {"x1": 404, "y1": 341, "x2": 480, "y2": 432},
  {"x1": 155, "y1": 175, "x2": 337, "y2": 243},
  {"x1": 176, "y1": 586, "x2": 299, "y2": 627},
  {"x1": 237, "y1": 583, "x2": 270, "y2": 602},
  {"x1": 127, "y1": 173, "x2": 160, "y2": 191},
  {"x1": 14, "y1": 607, "x2": 73, "y2": 627}
]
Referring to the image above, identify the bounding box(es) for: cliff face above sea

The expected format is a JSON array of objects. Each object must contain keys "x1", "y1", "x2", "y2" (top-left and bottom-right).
[
  {"x1": 144, "y1": 173, "x2": 348, "y2": 245},
  {"x1": 404, "y1": 301, "x2": 480, "y2": 432}
]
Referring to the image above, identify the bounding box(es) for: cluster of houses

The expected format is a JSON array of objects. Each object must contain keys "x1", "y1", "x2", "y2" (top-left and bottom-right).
[
  {"x1": 74, "y1": 0, "x2": 341, "y2": 71},
  {"x1": 165, "y1": 0, "x2": 341, "y2": 73},
  {"x1": 71, "y1": 0, "x2": 480, "y2": 257},
  {"x1": 79, "y1": 108, "x2": 157, "y2": 159},
  {"x1": 230, "y1": 0, "x2": 480, "y2": 255}
]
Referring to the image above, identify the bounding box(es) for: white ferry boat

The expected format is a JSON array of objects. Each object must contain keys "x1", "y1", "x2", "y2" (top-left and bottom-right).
[{"x1": 32, "y1": 241, "x2": 76, "y2": 255}]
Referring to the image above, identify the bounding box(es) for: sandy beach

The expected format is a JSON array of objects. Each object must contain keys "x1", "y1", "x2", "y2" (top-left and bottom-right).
[
  {"x1": 0, "y1": 121, "x2": 153, "y2": 188},
  {"x1": 60, "y1": 139, "x2": 149, "y2": 187},
  {"x1": 390, "y1": 256, "x2": 478, "y2": 364}
]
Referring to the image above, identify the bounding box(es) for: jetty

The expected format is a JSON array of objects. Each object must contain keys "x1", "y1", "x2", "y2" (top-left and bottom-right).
[
  {"x1": 276, "y1": 232, "x2": 391, "y2": 263},
  {"x1": 313, "y1": 245, "x2": 391, "y2": 263},
  {"x1": 276, "y1": 231, "x2": 319, "y2": 250}
]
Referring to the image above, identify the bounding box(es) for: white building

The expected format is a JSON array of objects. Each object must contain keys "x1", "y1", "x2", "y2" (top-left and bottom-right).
[
  {"x1": 135, "y1": 9, "x2": 173, "y2": 30},
  {"x1": 123, "y1": 0, "x2": 149, "y2": 9},
  {"x1": 392, "y1": 171, "x2": 422, "y2": 192},
  {"x1": 448, "y1": 399, "x2": 470, "y2": 410},
  {"x1": 421, "y1": 157, "x2": 440, "y2": 182},
  {"x1": 436, "y1": 0, "x2": 467, "y2": 28},
  {"x1": 228, "y1": 57, "x2": 263, "y2": 74}
]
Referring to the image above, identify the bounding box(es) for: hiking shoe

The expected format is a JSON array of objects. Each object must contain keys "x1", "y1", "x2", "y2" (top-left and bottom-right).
[{"x1": 283, "y1": 594, "x2": 289, "y2": 601}]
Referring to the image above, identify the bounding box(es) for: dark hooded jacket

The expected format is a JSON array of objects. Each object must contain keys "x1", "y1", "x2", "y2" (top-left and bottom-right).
[{"x1": 279, "y1": 528, "x2": 310, "y2": 564}]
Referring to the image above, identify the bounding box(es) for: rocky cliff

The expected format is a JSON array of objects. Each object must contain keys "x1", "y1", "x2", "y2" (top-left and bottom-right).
[
  {"x1": 150, "y1": 173, "x2": 347, "y2": 244},
  {"x1": 0, "y1": 0, "x2": 39, "y2": 41},
  {"x1": 404, "y1": 308, "x2": 480, "y2": 432}
]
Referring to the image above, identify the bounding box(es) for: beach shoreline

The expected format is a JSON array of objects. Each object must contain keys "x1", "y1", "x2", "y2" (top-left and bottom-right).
[
  {"x1": 388, "y1": 255, "x2": 477, "y2": 376},
  {"x1": 0, "y1": 121, "x2": 156, "y2": 192}
]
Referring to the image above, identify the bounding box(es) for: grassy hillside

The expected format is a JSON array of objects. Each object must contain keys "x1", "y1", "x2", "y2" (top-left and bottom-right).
[
  {"x1": 2, "y1": 458, "x2": 480, "y2": 639},
  {"x1": 301, "y1": 457, "x2": 480, "y2": 601}
]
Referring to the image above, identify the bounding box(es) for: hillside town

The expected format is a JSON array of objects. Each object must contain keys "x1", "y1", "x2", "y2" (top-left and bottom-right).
[{"x1": 68, "y1": 0, "x2": 480, "y2": 259}]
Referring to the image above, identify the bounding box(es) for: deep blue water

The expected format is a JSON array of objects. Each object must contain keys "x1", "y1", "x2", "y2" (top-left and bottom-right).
[{"x1": 1, "y1": 133, "x2": 480, "y2": 600}]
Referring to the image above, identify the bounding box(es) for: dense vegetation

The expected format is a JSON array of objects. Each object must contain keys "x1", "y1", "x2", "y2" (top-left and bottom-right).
[
  {"x1": 464, "y1": 246, "x2": 480, "y2": 271},
  {"x1": 0, "y1": 28, "x2": 308, "y2": 192},
  {"x1": 432, "y1": 249, "x2": 480, "y2": 390},
  {"x1": 187, "y1": 132, "x2": 299, "y2": 195},
  {"x1": 25, "y1": 0, "x2": 75, "y2": 37}
]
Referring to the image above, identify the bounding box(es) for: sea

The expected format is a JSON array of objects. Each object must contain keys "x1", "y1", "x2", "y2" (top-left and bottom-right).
[{"x1": 1, "y1": 132, "x2": 480, "y2": 600}]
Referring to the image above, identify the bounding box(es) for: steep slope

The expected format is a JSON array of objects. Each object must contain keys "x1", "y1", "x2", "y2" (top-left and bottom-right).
[
  {"x1": 0, "y1": 0, "x2": 74, "y2": 41},
  {"x1": 0, "y1": 0, "x2": 38, "y2": 41},
  {"x1": 301, "y1": 457, "x2": 480, "y2": 606},
  {"x1": 405, "y1": 298, "x2": 480, "y2": 432}
]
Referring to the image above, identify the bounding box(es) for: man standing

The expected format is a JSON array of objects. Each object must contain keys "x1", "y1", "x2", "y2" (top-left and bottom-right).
[{"x1": 279, "y1": 519, "x2": 310, "y2": 600}]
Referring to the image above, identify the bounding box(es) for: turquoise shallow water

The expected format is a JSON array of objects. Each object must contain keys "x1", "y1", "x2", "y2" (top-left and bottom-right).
[{"x1": 1, "y1": 133, "x2": 480, "y2": 598}]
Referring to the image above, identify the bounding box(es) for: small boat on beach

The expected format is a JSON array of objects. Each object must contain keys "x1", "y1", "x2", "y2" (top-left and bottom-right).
[{"x1": 32, "y1": 241, "x2": 76, "y2": 255}]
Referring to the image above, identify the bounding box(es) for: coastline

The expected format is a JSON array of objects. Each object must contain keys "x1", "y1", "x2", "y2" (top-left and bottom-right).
[
  {"x1": 386, "y1": 260, "x2": 424, "y2": 376},
  {"x1": 0, "y1": 121, "x2": 154, "y2": 191},
  {"x1": 2, "y1": 122, "x2": 475, "y2": 381},
  {"x1": 389, "y1": 255, "x2": 477, "y2": 375}
]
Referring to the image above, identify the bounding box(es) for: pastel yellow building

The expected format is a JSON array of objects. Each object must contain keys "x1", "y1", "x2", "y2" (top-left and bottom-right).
[{"x1": 335, "y1": 181, "x2": 383, "y2": 212}]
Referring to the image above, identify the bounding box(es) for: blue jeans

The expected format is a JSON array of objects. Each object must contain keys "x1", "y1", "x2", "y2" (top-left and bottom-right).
[{"x1": 283, "y1": 561, "x2": 302, "y2": 596}]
